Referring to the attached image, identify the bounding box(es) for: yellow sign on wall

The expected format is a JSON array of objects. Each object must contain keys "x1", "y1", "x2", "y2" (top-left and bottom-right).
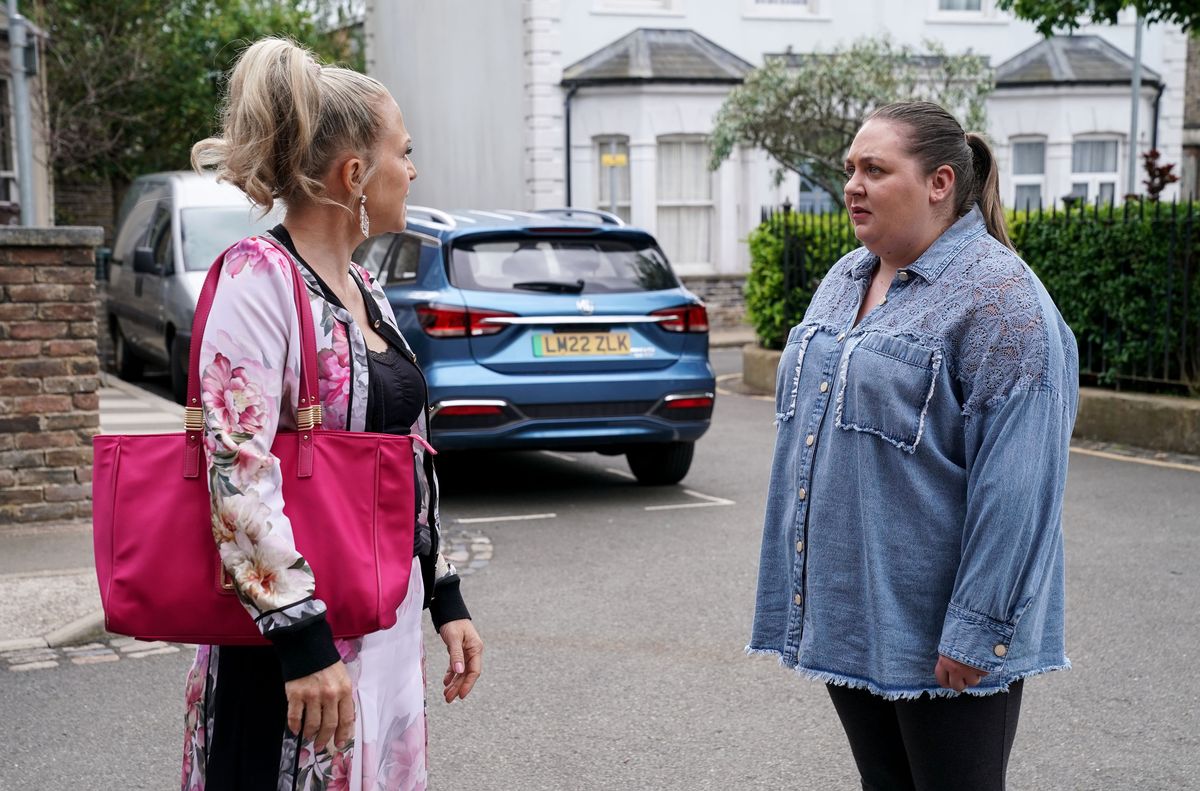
[{"x1": 600, "y1": 153, "x2": 629, "y2": 168}]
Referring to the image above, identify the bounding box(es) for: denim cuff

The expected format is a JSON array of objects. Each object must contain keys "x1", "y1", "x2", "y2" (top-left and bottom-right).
[{"x1": 937, "y1": 603, "x2": 1015, "y2": 673}]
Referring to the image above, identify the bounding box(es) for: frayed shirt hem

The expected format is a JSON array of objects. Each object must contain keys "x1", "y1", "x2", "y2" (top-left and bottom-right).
[{"x1": 745, "y1": 645, "x2": 1071, "y2": 701}]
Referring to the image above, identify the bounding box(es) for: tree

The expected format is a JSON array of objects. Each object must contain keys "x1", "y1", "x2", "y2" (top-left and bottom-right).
[
  {"x1": 708, "y1": 38, "x2": 992, "y2": 209},
  {"x1": 29, "y1": 0, "x2": 361, "y2": 183},
  {"x1": 994, "y1": 0, "x2": 1200, "y2": 36}
]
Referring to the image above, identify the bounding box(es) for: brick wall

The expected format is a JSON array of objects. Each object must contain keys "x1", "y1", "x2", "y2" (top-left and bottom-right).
[
  {"x1": 0, "y1": 227, "x2": 105, "y2": 527},
  {"x1": 53, "y1": 179, "x2": 118, "y2": 246},
  {"x1": 680, "y1": 274, "x2": 748, "y2": 330}
]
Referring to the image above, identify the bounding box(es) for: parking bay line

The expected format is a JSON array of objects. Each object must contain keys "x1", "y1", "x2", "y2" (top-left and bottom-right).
[
  {"x1": 454, "y1": 513, "x2": 557, "y2": 525},
  {"x1": 645, "y1": 489, "x2": 736, "y2": 511},
  {"x1": 541, "y1": 451, "x2": 578, "y2": 462},
  {"x1": 1069, "y1": 446, "x2": 1200, "y2": 474}
]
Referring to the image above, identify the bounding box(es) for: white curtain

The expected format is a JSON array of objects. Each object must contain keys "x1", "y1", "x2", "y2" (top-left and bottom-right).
[
  {"x1": 657, "y1": 137, "x2": 713, "y2": 265},
  {"x1": 596, "y1": 137, "x2": 631, "y2": 222},
  {"x1": 939, "y1": 0, "x2": 982, "y2": 9},
  {"x1": 1072, "y1": 140, "x2": 1119, "y2": 174},
  {"x1": 1011, "y1": 141, "x2": 1045, "y2": 176}
]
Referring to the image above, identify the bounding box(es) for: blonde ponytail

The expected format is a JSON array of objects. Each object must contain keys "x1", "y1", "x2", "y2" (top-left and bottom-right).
[{"x1": 191, "y1": 37, "x2": 389, "y2": 212}]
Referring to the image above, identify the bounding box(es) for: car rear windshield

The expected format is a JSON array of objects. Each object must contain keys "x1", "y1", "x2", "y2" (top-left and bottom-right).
[
  {"x1": 449, "y1": 236, "x2": 679, "y2": 293},
  {"x1": 181, "y1": 207, "x2": 282, "y2": 271}
]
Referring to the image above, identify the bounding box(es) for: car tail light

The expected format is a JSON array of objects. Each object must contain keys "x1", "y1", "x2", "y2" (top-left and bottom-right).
[
  {"x1": 664, "y1": 396, "x2": 713, "y2": 410},
  {"x1": 436, "y1": 404, "x2": 505, "y2": 417},
  {"x1": 415, "y1": 303, "x2": 516, "y2": 337},
  {"x1": 652, "y1": 303, "x2": 709, "y2": 333}
]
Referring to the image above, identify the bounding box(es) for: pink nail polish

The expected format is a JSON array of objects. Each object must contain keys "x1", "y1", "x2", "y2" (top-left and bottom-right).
[{"x1": 454, "y1": 662, "x2": 465, "y2": 674}]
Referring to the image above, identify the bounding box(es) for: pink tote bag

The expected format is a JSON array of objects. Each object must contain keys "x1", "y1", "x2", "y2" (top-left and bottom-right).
[{"x1": 92, "y1": 239, "x2": 421, "y2": 645}]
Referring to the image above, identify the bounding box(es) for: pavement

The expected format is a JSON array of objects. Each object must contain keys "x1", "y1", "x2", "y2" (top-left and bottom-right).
[{"x1": 0, "y1": 329, "x2": 766, "y2": 658}]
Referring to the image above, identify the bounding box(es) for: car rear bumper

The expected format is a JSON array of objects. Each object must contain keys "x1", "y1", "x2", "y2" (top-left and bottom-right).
[{"x1": 424, "y1": 358, "x2": 714, "y2": 451}]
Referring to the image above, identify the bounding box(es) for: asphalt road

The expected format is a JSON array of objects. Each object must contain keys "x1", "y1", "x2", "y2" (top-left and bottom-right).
[{"x1": 2, "y1": 348, "x2": 1197, "y2": 790}]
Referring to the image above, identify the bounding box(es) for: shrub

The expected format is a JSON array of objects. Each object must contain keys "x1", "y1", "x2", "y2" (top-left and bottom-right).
[{"x1": 746, "y1": 202, "x2": 1200, "y2": 394}]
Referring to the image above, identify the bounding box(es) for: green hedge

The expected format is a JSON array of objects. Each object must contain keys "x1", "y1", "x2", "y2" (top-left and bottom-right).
[{"x1": 746, "y1": 203, "x2": 1200, "y2": 394}]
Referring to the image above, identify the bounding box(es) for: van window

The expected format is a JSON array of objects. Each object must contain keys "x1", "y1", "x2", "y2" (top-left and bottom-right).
[{"x1": 180, "y1": 206, "x2": 282, "y2": 271}]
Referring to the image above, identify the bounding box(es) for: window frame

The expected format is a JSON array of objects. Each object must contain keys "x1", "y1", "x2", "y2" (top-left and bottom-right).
[
  {"x1": 741, "y1": 0, "x2": 827, "y2": 20},
  {"x1": 1070, "y1": 135, "x2": 1122, "y2": 206},
  {"x1": 594, "y1": 134, "x2": 632, "y2": 224},
  {"x1": 927, "y1": 0, "x2": 1005, "y2": 23},
  {"x1": 590, "y1": 0, "x2": 683, "y2": 16},
  {"x1": 655, "y1": 134, "x2": 715, "y2": 267},
  {"x1": 1010, "y1": 136, "x2": 1046, "y2": 210}
]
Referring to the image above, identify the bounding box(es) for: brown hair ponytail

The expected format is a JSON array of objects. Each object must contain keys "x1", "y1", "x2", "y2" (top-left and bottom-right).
[{"x1": 966, "y1": 132, "x2": 1013, "y2": 250}]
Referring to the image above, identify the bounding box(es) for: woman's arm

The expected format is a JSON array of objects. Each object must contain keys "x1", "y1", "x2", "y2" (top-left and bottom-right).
[{"x1": 201, "y1": 237, "x2": 340, "y2": 680}]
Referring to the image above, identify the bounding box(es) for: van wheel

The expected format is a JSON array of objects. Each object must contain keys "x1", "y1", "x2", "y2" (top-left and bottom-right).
[
  {"x1": 625, "y1": 441, "x2": 694, "y2": 486},
  {"x1": 169, "y1": 335, "x2": 189, "y2": 405},
  {"x1": 113, "y1": 326, "x2": 144, "y2": 380}
]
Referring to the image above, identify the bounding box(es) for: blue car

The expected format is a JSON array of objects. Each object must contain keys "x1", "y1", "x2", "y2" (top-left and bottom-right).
[{"x1": 352, "y1": 207, "x2": 715, "y2": 485}]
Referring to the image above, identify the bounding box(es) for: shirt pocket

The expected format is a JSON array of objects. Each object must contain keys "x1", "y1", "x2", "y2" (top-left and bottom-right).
[
  {"x1": 775, "y1": 325, "x2": 819, "y2": 423},
  {"x1": 834, "y1": 332, "x2": 942, "y2": 453}
]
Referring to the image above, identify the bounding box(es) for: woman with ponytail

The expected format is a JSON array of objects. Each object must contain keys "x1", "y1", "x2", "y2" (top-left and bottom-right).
[
  {"x1": 749, "y1": 101, "x2": 1077, "y2": 790},
  {"x1": 181, "y1": 38, "x2": 481, "y2": 790}
]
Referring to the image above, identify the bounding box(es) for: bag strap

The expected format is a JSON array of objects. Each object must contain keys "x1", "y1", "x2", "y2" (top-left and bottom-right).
[{"x1": 183, "y1": 236, "x2": 322, "y2": 479}]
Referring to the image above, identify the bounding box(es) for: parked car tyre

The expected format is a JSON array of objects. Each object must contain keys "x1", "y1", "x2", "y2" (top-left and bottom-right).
[
  {"x1": 169, "y1": 335, "x2": 189, "y2": 405},
  {"x1": 112, "y1": 324, "x2": 144, "y2": 381},
  {"x1": 626, "y1": 441, "x2": 694, "y2": 486}
]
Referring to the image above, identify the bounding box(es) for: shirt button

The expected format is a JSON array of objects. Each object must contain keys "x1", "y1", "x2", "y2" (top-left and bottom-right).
[
  {"x1": 836, "y1": 333, "x2": 846, "y2": 342},
  {"x1": 794, "y1": 594, "x2": 804, "y2": 606},
  {"x1": 994, "y1": 644, "x2": 1008, "y2": 658},
  {"x1": 819, "y1": 381, "x2": 829, "y2": 393},
  {"x1": 897, "y1": 271, "x2": 909, "y2": 282},
  {"x1": 795, "y1": 540, "x2": 804, "y2": 553},
  {"x1": 798, "y1": 487, "x2": 807, "y2": 500},
  {"x1": 373, "y1": 319, "x2": 381, "y2": 329},
  {"x1": 805, "y1": 434, "x2": 815, "y2": 447}
]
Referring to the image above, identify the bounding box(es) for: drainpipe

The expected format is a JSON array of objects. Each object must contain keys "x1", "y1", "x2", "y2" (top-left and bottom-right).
[
  {"x1": 1151, "y1": 81, "x2": 1165, "y2": 151},
  {"x1": 1126, "y1": 12, "x2": 1143, "y2": 197},
  {"x1": 563, "y1": 84, "x2": 579, "y2": 207},
  {"x1": 7, "y1": 0, "x2": 35, "y2": 224}
]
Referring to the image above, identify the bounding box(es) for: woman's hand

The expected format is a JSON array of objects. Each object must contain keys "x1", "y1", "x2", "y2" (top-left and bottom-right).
[
  {"x1": 935, "y1": 654, "x2": 989, "y2": 692},
  {"x1": 438, "y1": 619, "x2": 483, "y2": 703},
  {"x1": 284, "y1": 660, "x2": 354, "y2": 752}
]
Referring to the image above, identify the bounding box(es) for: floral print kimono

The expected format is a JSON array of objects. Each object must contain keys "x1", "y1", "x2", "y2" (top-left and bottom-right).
[{"x1": 181, "y1": 234, "x2": 467, "y2": 791}]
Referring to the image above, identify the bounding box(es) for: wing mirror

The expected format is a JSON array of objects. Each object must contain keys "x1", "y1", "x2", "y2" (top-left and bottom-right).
[{"x1": 132, "y1": 246, "x2": 160, "y2": 275}]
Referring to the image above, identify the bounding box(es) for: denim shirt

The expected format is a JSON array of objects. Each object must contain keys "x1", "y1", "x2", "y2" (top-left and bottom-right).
[{"x1": 749, "y1": 207, "x2": 1079, "y2": 699}]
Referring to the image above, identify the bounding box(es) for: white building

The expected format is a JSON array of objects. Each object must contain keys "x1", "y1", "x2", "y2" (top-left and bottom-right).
[{"x1": 366, "y1": 0, "x2": 1190, "y2": 277}]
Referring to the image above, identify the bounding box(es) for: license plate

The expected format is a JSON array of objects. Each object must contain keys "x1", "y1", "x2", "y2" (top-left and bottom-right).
[{"x1": 533, "y1": 332, "x2": 631, "y2": 357}]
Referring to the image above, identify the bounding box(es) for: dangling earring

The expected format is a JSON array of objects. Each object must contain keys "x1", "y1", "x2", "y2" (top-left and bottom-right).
[{"x1": 359, "y1": 194, "x2": 370, "y2": 238}]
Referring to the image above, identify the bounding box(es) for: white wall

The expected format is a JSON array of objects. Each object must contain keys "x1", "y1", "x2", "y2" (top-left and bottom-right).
[
  {"x1": 569, "y1": 84, "x2": 743, "y2": 274},
  {"x1": 992, "y1": 86, "x2": 1161, "y2": 208},
  {"x1": 559, "y1": 1, "x2": 1175, "y2": 78},
  {"x1": 365, "y1": 0, "x2": 526, "y2": 209}
]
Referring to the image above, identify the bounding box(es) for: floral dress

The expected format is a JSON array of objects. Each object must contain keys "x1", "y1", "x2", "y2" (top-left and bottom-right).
[{"x1": 180, "y1": 234, "x2": 467, "y2": 790}]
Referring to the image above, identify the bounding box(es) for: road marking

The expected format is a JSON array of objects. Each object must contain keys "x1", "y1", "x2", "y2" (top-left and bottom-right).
[
  {"x1": 454, "y1": 512, "x2": 557, "y2": 524},
  {"x1": 645, "y1": 488, "x2": 736, "y2": 511},
  {"x1": 715, "y1": 372, "x2": 773, "y2": 402},
  {"x1": 541, "y1": 450, "x2": 578, "y2": 462},
  {"x1": 604, "y1": 467, "x2": 637, "y2": 480},
  {"x1": 1069, "y1": 447, "x2": 1200, "y2": 474}
]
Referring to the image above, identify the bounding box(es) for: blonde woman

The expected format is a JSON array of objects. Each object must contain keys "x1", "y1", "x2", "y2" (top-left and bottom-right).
[{"x1": 181, "y1": 38, "x2": 482, "y2": 790}]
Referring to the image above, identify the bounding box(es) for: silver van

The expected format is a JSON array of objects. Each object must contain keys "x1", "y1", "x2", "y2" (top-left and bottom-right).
[{"x1": 105, "y1": 172, "x2": 282, "y2": 402}]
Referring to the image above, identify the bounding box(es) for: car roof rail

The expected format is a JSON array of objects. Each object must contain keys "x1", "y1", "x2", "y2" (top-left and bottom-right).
[
  {"x1": 532, "y1": 208, "x2": 625, "y2": 226},
  {"x1": 407, "y1": 205, "x2": 456, "y2": 229}
]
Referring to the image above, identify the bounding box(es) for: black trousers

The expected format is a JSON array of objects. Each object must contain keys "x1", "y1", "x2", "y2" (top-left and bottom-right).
[{"x1": 826, "y1": 681, "x2": 1024, "y2": 791}]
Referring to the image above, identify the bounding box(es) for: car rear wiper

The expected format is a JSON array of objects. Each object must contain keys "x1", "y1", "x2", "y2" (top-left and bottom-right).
[{"x1": 512, "y1": 279, "x2": 586, "y2": 294}]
